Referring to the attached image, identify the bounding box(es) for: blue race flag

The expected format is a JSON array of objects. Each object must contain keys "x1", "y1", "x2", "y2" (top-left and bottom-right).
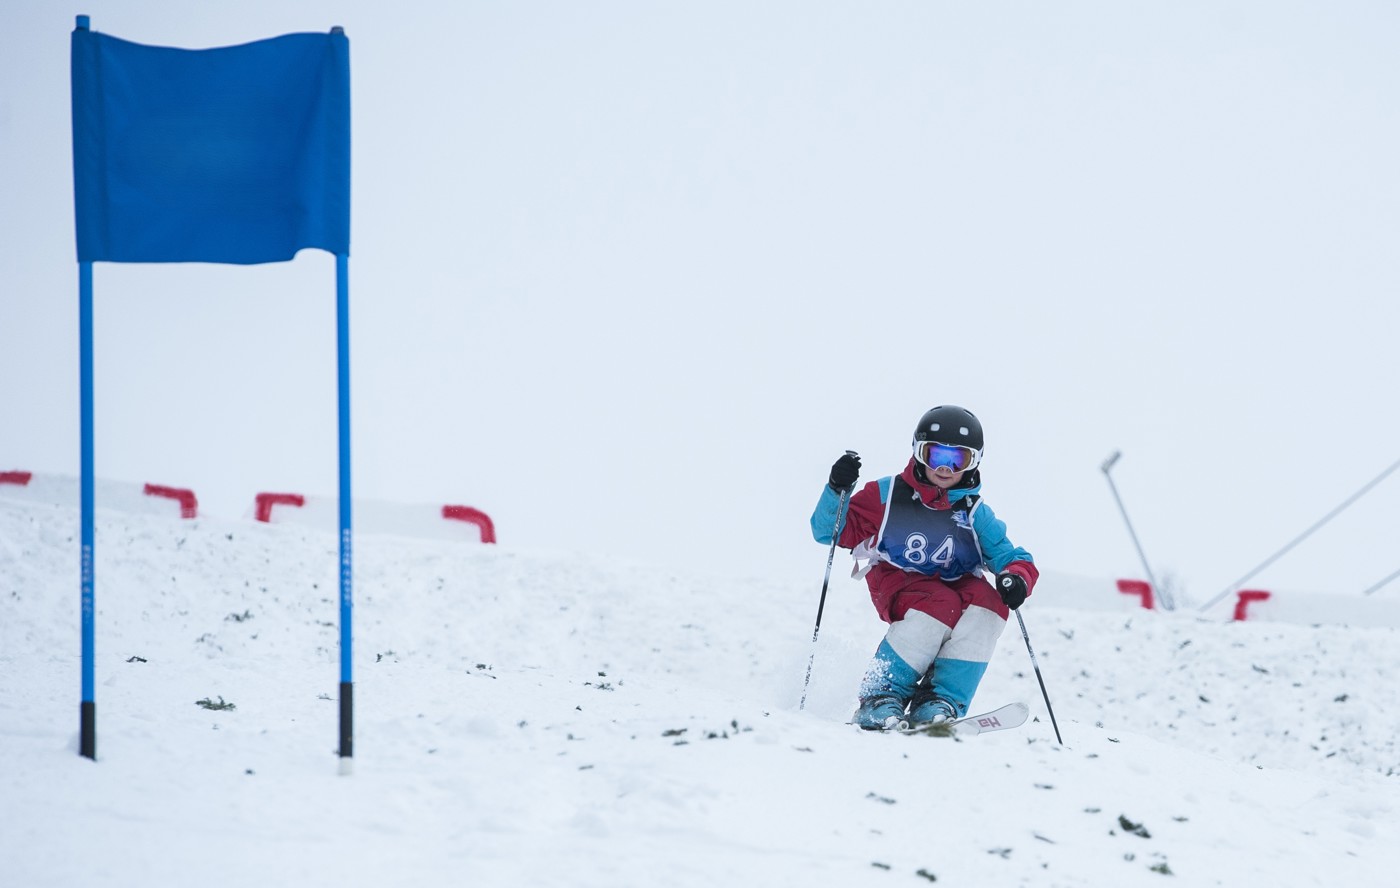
[{"x1": 71, "y1": 27, "x2": 350, "y2": 264}]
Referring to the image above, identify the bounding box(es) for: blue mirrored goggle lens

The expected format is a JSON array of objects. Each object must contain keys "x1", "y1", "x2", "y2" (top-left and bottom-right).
[{"x1": 923, "y1": 443, "x2": 974, "y2": 471}]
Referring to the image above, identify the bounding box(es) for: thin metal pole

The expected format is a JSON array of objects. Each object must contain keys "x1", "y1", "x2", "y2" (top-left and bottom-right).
[
  {"x1": 79, "y1": 260, "x2": 96, "y2": 760},
  {"x1": 336, "y1": 254, "x2": 354, "y2": 771},
  {"x1": 799, "y1": 478, "x2": 853, "y2": 711},
  {"x1": 1015, "y1": 611, "x2": 1062, "y2": 745},
  {"x1": 1361, "y1": 567, "x2": 1400, "y2": 597},
  {"x1": 1101, "y1": 451, "x2": 1173, "y2": 610},
  {"x1": 1200, "y1": 455, "x2": 1400, "y2": 612}
]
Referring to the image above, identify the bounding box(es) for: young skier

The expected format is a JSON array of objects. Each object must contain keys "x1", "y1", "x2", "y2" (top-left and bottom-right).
[{"x1": 810, "y1": 405, "x2": 1038, "y2": 730}]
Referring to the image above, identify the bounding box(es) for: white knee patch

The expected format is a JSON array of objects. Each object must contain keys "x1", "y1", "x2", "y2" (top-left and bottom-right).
[
  {"x1": 939, "y1": 604, "x2": 1007, "y2": 663},
  {"x1": 885, "y1": 610, "x2": 953, "y2": 675}
]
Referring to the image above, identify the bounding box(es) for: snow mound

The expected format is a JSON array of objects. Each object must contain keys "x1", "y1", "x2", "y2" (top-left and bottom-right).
[{"x1": 2, "y1": 497, "x2": 1397, "y2": 887}]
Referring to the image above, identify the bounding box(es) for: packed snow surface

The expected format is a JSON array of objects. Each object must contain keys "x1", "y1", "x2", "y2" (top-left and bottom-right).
[{"x1": 2, "y1": 493, "x2": 1397, "y2": 886}]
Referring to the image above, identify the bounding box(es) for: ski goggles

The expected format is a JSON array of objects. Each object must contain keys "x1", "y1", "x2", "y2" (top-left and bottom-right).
[{"x1": 915, "y1": 441, "x2": 980, "y2": 473}]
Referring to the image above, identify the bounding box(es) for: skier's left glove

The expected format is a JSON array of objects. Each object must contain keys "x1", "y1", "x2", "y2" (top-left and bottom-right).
[{"x1": 996, "y1": 571, "x2": 1028, "y2": 610}]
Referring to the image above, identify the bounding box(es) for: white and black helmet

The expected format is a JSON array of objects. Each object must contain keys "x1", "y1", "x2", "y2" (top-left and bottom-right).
[{"x1": 912, "y1": 405, "x2": 984, "y2": 473}]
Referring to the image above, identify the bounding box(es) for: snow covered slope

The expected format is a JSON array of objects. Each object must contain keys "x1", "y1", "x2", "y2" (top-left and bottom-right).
[{"x1": 2, "y1": 495, "x2": 1397, "y2": 887}]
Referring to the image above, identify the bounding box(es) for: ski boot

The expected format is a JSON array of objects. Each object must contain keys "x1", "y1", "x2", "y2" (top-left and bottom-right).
[
  {"x1": 852, "y1": 695, "x2": 907, "y2": 731},
  {"x1": 907, "y1": 678, "x2": 957, "y2": 727}
]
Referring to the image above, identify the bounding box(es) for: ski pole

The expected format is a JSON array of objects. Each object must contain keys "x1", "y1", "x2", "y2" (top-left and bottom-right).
[
  {"x1": 1015, "y1": 610, "x2": 1063, "y2": 745},
  {"x1": 799, "y1": 454, "x2": 856, "y2": 711}
]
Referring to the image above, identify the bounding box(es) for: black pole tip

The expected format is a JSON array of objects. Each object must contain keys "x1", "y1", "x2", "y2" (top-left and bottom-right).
[
  {"x1": 338, "y1": 681, "x2": 353, "y2": 758},
  {"x1": 80, "y1": 700, "x2": 96, "y2": 759}
]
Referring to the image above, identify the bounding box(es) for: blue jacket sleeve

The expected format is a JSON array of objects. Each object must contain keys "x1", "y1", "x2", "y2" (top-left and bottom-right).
[
  {"x1": 810, "y1": 485, "x2": 848, "y2": 545},
  {"x1": 972, "y1": 502, "x2": 1034, "y2": 573}
]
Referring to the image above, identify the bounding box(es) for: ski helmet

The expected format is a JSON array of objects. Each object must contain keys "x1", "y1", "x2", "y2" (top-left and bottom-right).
[{"x1": 911, "y1": 405, "x2": 984, "y2": 472}]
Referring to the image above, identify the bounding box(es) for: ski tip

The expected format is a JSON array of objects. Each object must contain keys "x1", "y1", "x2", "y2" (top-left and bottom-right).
[{"x1": 948, "y1": 702, "x2": 1031, "y2": 737}]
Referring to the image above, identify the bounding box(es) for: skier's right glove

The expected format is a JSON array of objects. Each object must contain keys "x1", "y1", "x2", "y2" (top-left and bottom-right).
[
  {"x1": 828, "y1": 452, "x2": 861, "y2": 492},
  {"x1": 997, "y1": 571, "x2": 1029, "y2": 610}
]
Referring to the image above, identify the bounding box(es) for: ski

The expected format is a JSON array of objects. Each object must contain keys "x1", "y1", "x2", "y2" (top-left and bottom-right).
[{"x1": 902, "y1": 702, "x2": 1029, "y2": 738}]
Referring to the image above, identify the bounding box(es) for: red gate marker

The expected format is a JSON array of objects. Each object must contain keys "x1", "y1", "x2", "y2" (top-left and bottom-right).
[
  {"x1": 442, "y1": 505, "x2": 496, "y2": 543},
  {"x1": 1116, "y1": 578, "x2": 1154, "y2": 610},
  {"x1": 1233, "y1": 590, "x2": 1271, "y2": 622},
  {"x1": 254, "y1": 492, "x2": 306, "y2": 523},
  {"x1": 0, "y1": 471, "x2": 33, "y2": 486},
  {"x1": 143, "y1": 484, "x2": 198, "y2": 519}
]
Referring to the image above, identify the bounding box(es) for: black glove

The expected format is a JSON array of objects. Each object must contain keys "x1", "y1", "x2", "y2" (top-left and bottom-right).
[
  {"x1": 997, "y1": 571, "x2": 1028, "y2": 610},
  {"x1": 828, "y1": 451, "x2": 861, "y2": 491}
]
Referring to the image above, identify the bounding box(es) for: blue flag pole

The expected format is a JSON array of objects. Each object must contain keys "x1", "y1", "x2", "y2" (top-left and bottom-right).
[
  {"x1": 79, "y1": 258, "x2": 96, "y2": 760},
  {"x1": 337, "y1": 252, "x2": 353, "y2": 771}
]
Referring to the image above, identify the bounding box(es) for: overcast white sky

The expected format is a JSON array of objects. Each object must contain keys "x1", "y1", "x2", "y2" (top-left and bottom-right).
[{"x1": 3, "y1": 1, "x2": 1398, "y2": 608}]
